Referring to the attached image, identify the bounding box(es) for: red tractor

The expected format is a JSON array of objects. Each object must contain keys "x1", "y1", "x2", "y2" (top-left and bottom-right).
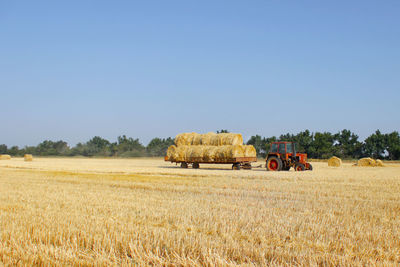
[{"x1": 266, "y1": 141, "x2": 312, "y2": 171}]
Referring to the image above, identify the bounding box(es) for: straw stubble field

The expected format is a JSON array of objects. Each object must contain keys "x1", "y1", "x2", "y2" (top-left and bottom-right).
[{"x1": 0, "y1": 158, "x2": 399, "y2": 265}]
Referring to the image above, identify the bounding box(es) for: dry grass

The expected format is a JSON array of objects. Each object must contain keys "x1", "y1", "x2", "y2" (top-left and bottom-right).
[{"x1": 1, "y1": 158, "x2": 400, "y2": 265}]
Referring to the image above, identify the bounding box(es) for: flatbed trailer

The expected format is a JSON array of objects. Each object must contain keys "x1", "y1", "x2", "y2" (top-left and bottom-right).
[{"x1": 164, "y1": 156, "x2": 257, "y2": 170}]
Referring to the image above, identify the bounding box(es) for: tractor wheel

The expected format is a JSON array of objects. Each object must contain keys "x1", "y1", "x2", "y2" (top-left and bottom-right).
[
  {"x1": 181, "y1": 162, "x2": 188, "y2": 168},
  {"x1": 307, "y1": 163, "x2": 313, "y2": 171},
  {"x1": 192, "y1": 163, "x2": 200, "y2": 169},
  {"x1": 294, "y1": 163, "x2": 305, "y2": 171},
  {"x1": 282, "y1": 165, "x2": 291, "y2": 171},
  {"x1": 266, "y1": 157, "x2": 282, "y2": 171},
  {"x1": 232, "y1": 163, "x2": 241, "y2": 170}
]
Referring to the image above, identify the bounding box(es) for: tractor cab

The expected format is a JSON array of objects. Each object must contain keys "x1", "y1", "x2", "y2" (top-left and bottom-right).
[{"x1": 266, "y1": 141, "x2": 312, "y2": 171}]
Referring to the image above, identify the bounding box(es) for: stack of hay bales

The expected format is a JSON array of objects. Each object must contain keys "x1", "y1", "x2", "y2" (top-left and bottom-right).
[
  {"x1": 24, "y1": 154, "x2": 33, "y2": 162},
  {"x1": 0, "y1": 154, "x2": 11, "y2": 160},
  {"x1": 356, "y1": 157, "x2": 385, "y2": 167},
  {"x1": 328, "y1": 156, "x2": 342, "y2": 167},
  {"x1": 167, "y1": 132, "x2": 256, "y2": 162}
]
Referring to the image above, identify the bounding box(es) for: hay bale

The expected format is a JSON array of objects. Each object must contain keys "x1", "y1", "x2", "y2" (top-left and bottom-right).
[
  {"x1": 175, "y1": 146, "x2": 187, "y2": 162},
  {"x1": 215, "y1": 145, "x2": 244, "y2": 161},
  {"x1": 328, "y1": 156, "x2": 342, "y2": 167},
  {"x1": 166, "y1": 145, "x2": 177, "y2": 161},
  {"x1": 243, "y1": 145, "x2": 257, "y2": 158},
  {"x1": 220, "y1": 133, "x2": 243, "y2": 146},
  {"x1": 24, "y1": 154, "x2": 33, "y2": 162},
  {"x1": 203, "y1": 146, "x2": 219, "y2": 162},
  {"x1": 0, "y1": 154, "x2": 11, "y2": 160},
  {"x1": 375, "y1": 159, "x2": 385, "y2": 167},
  {"x1": 186, "y1": 146, "x2": 205, "y2": 161},
  {"x1": 175, "y1": 132, "x2": 244, "y2": 146},
  {"x1": 357, "y1": 157, "x2": 376, "y2": 167}
]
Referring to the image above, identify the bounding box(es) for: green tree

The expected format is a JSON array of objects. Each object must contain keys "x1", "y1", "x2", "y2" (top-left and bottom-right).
[
  {"x1": 364, "y1": 130, "x2": 386, "y2": 159},
  {"x1": 334, "y1": 129, "x2": 362, "y2": 158},
  {"x1": 385, "y1": 131, "x2": 400, "y2": 160},
  {"x1": 0, "y1": 144, "x2": 7, "y2": 154},
  {"x1": 216, "y1": 129, "x2": 229, "y2": 133},
  {"x1": 147, "y1": 137, "x2": 174, "y2": 157},
  {"x1": 309, "y1": 132, "x2": 335, "y2": 159}
]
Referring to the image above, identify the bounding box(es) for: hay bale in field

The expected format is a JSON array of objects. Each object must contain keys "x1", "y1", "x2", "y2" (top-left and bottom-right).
[
  {"x1": 0, "y1": 154, "x2": 11, "y2": 160},
  {"x1": 24, "y1": 154, "x2": 33, "y2": 162},
  {"x1": 357, "y1": 157, "x2": 376, "y2": 167},
  {"x1": 328, "y1": 156, "x2": 342, "y2": 167},
  {"x1": 243, "y1": 145, "x2": 257, "y2": 158},
  {"x1": 375, "y1": 159, "x2": 385, "y2": 167}
]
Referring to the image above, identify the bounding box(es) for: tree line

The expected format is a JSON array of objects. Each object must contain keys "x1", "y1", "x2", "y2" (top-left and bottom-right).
[{"x1": 0, "y1": 129, "x2": 399, "y2": 160}]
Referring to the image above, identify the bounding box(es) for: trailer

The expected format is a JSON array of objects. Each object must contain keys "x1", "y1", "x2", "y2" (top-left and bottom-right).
[{"x1": 164, "y1": 156, "x2": 257, "y2": 170}]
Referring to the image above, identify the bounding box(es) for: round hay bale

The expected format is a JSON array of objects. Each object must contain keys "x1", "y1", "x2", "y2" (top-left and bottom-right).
[
  {"x1": 203, "y1": 146, "x2": 219, "y2": 162},
  {"x1": 175, "y1": 133, "x2": 188, "y2": 146},
  {"x1": 357, "y1": 157, "x2": 376, "y2": 167},
  {"x1": 218, "y1": 133, "x2": 243, "y2": 146},
  {"x1": 0, "y1": 154, "x2": 11, "y2": 160},
  {"x1": 327, "y1": 156, "x2": 342, "y2": 167},
  {"x1": 188, "y1": 146, "x2": 204, "y2": 161},
  {"x1": 166, "y1": 145, "x2": 177, "y2": 161},
  {"x1": 375, "y1": 159, "x2": 385, "y2": 167},
  {"x1": 201, "y1": 132, "x2": 216, "y2": 146},
  {"x1": 192, "y1": 133, "x2": 202, "y2": 145},
  {"x1": 243, "y1": 145, "x2": 257, "y2": 158},
  {"x1": 175, "y1": 146, "x2": 187, "y2": 162},
  {"x1": 24, "y1": 154, "x2": 33, "y2": 162}
]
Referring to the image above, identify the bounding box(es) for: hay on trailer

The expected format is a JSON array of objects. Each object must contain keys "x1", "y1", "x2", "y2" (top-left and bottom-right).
[
  {"x1": 187, "y1": 146, "x2": 205, "y2": 161},
  {"x1": 214, "y1": 145, "x2": 245, "y2": 162},
  {"x1": 203, "y1": 146, "x2": 219, "y2": 162},
  {"x1": 357, "y1": 157, "x2": 376, "y2": 167},
  {"x1": 243, "y1": 145, "x2": 257, "y2": 158},
  {"x1": 375, "y1": 159, "x2": 385, "y2": 167},
  {"x1": 328, "y1": 156, "x2": 342, "y2": 167},
  {"x1": 0, "y1": 154, "x2": 11, "y2": 160},
  {"x1": 24, "y1": 154, "x2": 33, "y2": 162},
  {"x1": 174, "y1": 132, "x2": 244, "y2": 146},
  {"x1": 220, "y1": 133, "x2": 243, "y2": 146},
  {"x1": 175, "y1": 146, "x2": 187, "y2": 162},
  {"x1": 192, "y1": 133, "x2": 202, "y2": 145},
  {"x1": 166, "y1": 145, "x2": 177, "y2": 161}
]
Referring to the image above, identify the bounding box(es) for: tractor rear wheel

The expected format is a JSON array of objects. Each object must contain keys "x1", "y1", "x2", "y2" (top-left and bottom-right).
[
  {"x1": 266, "y1": 157, "x2": 282, "y2": 171},
  {"x1": 295, "y1": 163, "x2": 305, "y2": 171}
]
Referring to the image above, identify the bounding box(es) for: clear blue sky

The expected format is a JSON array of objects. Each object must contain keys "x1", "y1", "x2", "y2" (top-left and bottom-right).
[{"x1": 1, "y1": 1, "x2": 399, "y2": 146}]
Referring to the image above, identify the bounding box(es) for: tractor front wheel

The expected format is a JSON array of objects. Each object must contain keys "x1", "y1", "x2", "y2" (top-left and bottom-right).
[
  {"x1": 266, "y1": 157, "x2": 282, "y2": 171},
  {"x1": 295, "y1": 163, "x2": 305, "y2": 171}
]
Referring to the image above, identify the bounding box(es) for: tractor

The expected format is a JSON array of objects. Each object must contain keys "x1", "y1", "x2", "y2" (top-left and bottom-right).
[{"x1": 266, "y1": 141, "x2": 312, "y2": 171}]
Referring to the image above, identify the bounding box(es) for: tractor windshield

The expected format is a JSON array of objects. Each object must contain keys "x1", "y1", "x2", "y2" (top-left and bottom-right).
[{"x1": 286, "y1": 143, "x2": 293, "y2": 153}]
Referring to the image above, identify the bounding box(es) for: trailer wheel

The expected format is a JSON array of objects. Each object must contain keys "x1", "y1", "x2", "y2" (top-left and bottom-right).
[
  {"x1": 295, "y1": 163, "x2": 305, "y2": 171},
  {"x1": 181, "y1": 162, "x2": 188, "y2": 168},
  {"x1": 266, "y1": 157, "x2": 282, "y2": 171},
  {"x1": 242, "y1": 163, "x2": 252, "y2": 170},
  {"x1": 232, "y1": 163, "x2": 241, "y2": 170},
  {"x1": 193, "y1": 163, "x2": 200, "y2": 169}
]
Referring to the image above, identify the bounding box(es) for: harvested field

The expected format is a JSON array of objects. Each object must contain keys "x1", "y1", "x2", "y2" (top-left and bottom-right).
[{"x1": 1, "y1": 157, "x2": 400, "y2": 265}]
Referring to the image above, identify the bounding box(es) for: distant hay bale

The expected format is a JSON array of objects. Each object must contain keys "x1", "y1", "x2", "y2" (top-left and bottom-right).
[
  {"x1": 328, "y1": 156, "x2": 342, "y2": 167},
  {"x1": 0, "y1": 154, "x2": 11, "y2": 160},
  {"x1": 243, "y1": 145, "x2": 257, "y2": 158},
  {"x1": 357, "y1": 157, "x2": 376, "y2": 167},
  {"x1": 24, "y1": 154, "x2": 33, "y2": 162},
  {"x1": 375, "y1": 159, "x2": 385, "y2": 167}
]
